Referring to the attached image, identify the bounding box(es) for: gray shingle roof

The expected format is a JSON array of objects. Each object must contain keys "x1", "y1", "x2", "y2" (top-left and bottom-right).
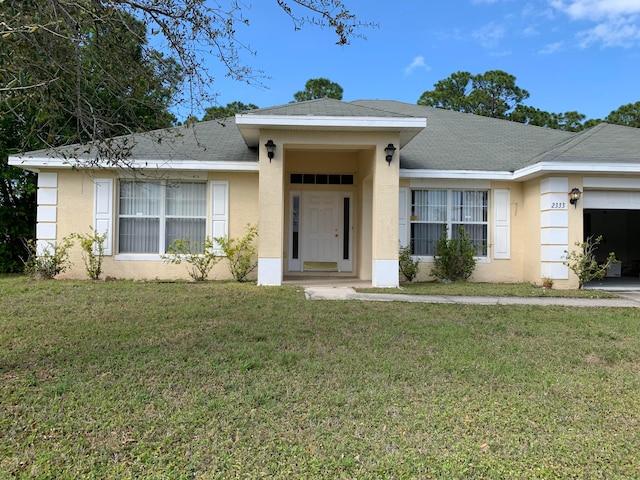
[
  {"x1": 244, "y1": 97, "x2": 412, "y2": 118},
  {"x1": 11, "y1": 98, "x2": 639, "y2": 173},
  {"x1": 16, "y1": 118, "x2": 258, "y2": 163},
  {"x1": 526, "y1": 122, "x2": 640, "y2": 166},
  {"x1": 352, "y1": 100, "x2": 575, "y2": 171}
]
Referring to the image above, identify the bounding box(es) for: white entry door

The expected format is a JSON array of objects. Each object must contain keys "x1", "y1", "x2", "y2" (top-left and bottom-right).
[
  {"x1": 303, "y1": 191, "x2": 340, "y2": 270},
  {"x1": 291, "y1": 191, "x2": 352, "y2": 272}
]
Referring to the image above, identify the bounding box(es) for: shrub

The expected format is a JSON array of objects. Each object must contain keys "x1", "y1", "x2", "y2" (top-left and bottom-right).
[
  {"x1": 71, "y1": 228, "x2": 107, "y2": 280},
  {"x1": 431, "y1": 225, "x2": 478, "y2": 282},
  {"x1": 399, "y1": 242, "x2": 419, "y2": 282},
  {"x1": 161, "y1": 237, "x2": 221, "y2": 281},
  {"x1": 23, "y1": 237, "x2": 74, "y2": 280},
  {"x1": 564, "y1": 235, "x2": 617, "y2": 289},
  {"x1": 215, "y1": 224, "x2": 258, "y2": 282}
]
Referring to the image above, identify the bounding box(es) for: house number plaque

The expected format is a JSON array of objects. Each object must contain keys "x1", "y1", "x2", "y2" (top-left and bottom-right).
[{"x1": 543, "y1": 193, "x2": 568, "y2": 210}]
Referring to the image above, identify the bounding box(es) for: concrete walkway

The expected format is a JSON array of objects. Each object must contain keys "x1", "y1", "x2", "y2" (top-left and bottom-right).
[{"x1": 304, "y1": 286, "x2": 640, "y2": 308}]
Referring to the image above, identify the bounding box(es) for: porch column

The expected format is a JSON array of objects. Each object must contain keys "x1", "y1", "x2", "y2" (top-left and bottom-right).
[
  {"x1": 257, "y1": 135, "x2": 284, "y2": 285},
  {"x1": 372, "y1": 140, "x2": 400, "y2": 287}
]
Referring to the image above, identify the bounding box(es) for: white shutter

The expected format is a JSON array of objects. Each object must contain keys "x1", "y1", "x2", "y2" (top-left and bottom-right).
[
  {"x1": 210, "y1": 181, "x2": 229, "y2": 254},
  {"x1": 493, "y1": 188, "x2": 510, "y2": 259},
  {"x1": 398, "y1": 188, "x2": 408, "y2": 248},
  {"x1": 94, "y1": 178, "x2": 113, "y2": 255}
]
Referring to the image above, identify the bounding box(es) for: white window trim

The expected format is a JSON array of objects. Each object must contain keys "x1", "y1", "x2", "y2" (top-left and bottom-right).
[
  {"x1": 115, "y1": 179, "x2": 209, "y2": 257},
  {"x1": 114, "y1": 254, "x2": 164, "y2": 261},
  {"x1": 406, "y1": 188, "x2": 491, "y2": 262}
]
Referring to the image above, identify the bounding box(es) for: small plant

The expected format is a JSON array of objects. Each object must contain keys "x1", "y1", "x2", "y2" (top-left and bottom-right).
[
  {"x1": 399, "y1": 242, "x2": 419, "y2": 282},
  {"x1": 71, "y1": 228, "x2": 107, "y2": 280},
  {"x1": 22, "y1": 236, "x2": 74, "y2": 280},
  {"x1": 215, "y1": 224, "x2": 258, "y2": 282},
  {"x1": 431, "y1": 225, "x2": 478, "y2": 282},
  {"x1": 541, "y1": 277, "x2": 554, "y2": 289},
  {"x1": 563, "y1": 235, "x2": 617, "y2": 289},
  {"x1": 161, "y1": 237, "x2": 221, "y2": 281}
]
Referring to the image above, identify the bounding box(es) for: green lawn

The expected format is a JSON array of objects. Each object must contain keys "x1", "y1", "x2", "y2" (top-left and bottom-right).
[
  {"x1": 360, "y1": 281, "x2": 619, "y2": 298},
  {"x1": 1, "y1": 277, "x2": 639, "y2": 479}
]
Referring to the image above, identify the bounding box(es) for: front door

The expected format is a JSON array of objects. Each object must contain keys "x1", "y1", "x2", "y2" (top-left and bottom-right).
[{"x1": 289, "y1": 191, "x2": 352, "y2": 272}]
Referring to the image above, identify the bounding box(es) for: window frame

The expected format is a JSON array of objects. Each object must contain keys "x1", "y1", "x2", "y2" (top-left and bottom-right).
[
  {"x1": 409, "y1": 188, "x2": 490, "y2": 261},
  {"x1": 115, "y1": 180, "x2": 208, "y2": 259}
]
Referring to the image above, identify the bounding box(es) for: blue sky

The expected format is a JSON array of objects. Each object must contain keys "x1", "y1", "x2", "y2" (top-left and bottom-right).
[{"x1": 185, "y1": 0, "x2": 640, "y2": 122}]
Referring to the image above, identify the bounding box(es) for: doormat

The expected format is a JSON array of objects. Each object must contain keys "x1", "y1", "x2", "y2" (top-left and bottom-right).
[{"x1": 304, "y1": 261, "x2": 338, "y2": 272}]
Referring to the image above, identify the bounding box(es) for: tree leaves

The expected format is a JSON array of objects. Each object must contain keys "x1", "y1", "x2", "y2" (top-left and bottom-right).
[
  {"x1": 418, "y1": 70, "x2": 528, "y2": 119},
  {"x1": 605, "y1": 101, "x2": 640, "y2": 128},
  {"x1": 2, "y1": 0, "x2": 371, "y2": 155},
  {"x1": 293, "y1": 77, "x2": 343, "y2": 102}
]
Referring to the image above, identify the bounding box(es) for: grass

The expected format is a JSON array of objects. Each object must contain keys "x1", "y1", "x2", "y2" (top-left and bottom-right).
[
  {"x1": 360, "y1": 281, "x2": 619, "y2": 298},
  {"x1": 1, "y1": 276, "x2": 639, "y2": 479}
]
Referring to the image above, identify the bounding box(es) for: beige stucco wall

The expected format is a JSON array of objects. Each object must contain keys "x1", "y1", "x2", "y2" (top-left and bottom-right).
[
  {"x1": 256, "y1": 129, "x2": 401, "y2": 284},
  {"x1": 358, "y1": 152, "x2": 375, "y2": 280},
  {"x1": 405, "y1": 179, "x2": 538, "y2": 285},
  {"x1": 39, "y1": 164, "x2": 608, "y2": 288},
  {"x1": 49, "y1": 169, "x2": 258, "y2": 281}
]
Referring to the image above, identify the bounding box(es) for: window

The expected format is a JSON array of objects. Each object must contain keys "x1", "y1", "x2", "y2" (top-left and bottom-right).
[
  {"x1": 290, "y1": 173, "x2": 354, "y2": 185},
  {"x1": 118, "y1": 181, "x2": 207, "y2": 254},
  {"x1": 410, "y1": 190, "x2": 488, "y2": 256}
]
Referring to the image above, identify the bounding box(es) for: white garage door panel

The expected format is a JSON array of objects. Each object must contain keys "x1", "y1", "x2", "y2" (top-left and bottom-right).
[{"x1": 584, "y1": 191, "x2": 640, "y2": 209}]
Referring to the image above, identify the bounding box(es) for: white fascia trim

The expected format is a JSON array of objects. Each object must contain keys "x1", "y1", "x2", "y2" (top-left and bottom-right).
[
  {"x1": 402, "y1": 162, "x2": 640, "y2": 182},
  {"x1": 9, "y1": 156, "x2": 259, "y2": 172},
  {"x1": 400, "y1": 169, "x2": 513, "y2": 180},
  {"x1": 236, "y1": 114, "x2": 427, "y2": 129},
  {"x1": 513, "y1": 162, "x2": 640, "y2": 180}
]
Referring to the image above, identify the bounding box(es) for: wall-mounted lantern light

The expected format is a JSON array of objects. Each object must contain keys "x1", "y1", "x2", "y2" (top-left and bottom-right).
[
  {"x1": 265, "y1": 139, "x2": 276, "y2": 163},
  {"x1": 384, "y1": 143, "x2": 397, "y2": 165},
  {"x1": 569, "y1": 188, "x2": 582, "y2": 208}
]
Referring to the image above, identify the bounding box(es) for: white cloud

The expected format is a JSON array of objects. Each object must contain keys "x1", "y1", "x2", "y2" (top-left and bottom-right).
[
  {"x1": 550, "y1": 0, "x2": 640, "y2": 21},
  {"x1": 538, "y1": 41, "x2": 564, "y2": 54},
  {"x1": 550, "y1": 0, "x2": 640, "y2": 47},
  {"x1": 404, "y1": 56, "x2": 430, "y2": 75},
  {"x1": 578, "y1": 18, "x2": 640, "y2": 46},
  {"x1": 522, "y1": 3, "x2": 557, "y2": 20},
  {"x1": 472, "y1": 22, "x2": 507, "y2": 48},
  {"x1": 523, "y1": 26, "x2": 540, "y2": 36}
]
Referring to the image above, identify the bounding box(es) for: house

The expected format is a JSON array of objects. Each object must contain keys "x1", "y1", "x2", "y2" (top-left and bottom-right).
[{"x1": 9, "y1": 98, "x2": 640, "y2": 288}]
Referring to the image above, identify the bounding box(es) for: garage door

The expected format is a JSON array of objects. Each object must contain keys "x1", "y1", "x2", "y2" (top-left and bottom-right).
[{"x1": 583, "y1": 190, "x2": 640, "y2": 209}]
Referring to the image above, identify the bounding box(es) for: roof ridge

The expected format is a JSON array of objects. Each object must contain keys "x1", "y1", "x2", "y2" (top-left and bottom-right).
[
  {"x1": 352, "y1": 100, "x2": 584, "y2": 135},
  {"x1": 349, "y1": 99, "x2": 424, "y2": 118},
  {"x1": 249, "y1": 97, "x2": 344, "y2": 114},
  {"x1": 541, "y1": 122, "x2": 609, "y2": 162}
]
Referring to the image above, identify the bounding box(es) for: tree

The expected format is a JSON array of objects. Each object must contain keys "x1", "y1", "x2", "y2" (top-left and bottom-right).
[
  {"x1": 202, "y1": 102, "x2": 259, "y2": 121},
  {"x1": 1, "y1": 1, "x2": 370, "y2": 158},
  {"x1": 605, "y1": 101, "x2": 640, "y2": 128},
  {"x1": 417, "y1": 71, "x2": 474, "y2": 113},
  {"x1": 0, "y1": 11, "x2": 182, "y2": 271},
  {"x1": 557, "y1": 111, "x2": 587, "y2": 132},
  {"x1": 509, "y1": 105, "x2": 556, "y2": 128},
  {"x1": 1, "y1": 7, "x2": 181, "y2": 156},
  {"x1": 0, "y1": 162, "x2": 36, "y2": 273},
  {"x1": 509, "y1": 106, "x2": 588, "y2": 132},
  {"x1": 418, "y1": 70, "x2": 529, "y2": 119},
  {"x1": 468, "y1": 70, "x2": 530, "y2": 118},
  {"x1": 293, "y1": 78, "x2": 344, "y2": 102}
]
